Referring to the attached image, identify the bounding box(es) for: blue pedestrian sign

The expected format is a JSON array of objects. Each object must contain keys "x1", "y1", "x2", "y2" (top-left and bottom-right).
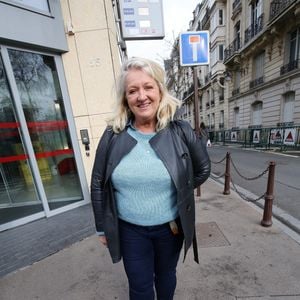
[{"x1": 179, "y1": 31, "x2": 210, "y2": 66}]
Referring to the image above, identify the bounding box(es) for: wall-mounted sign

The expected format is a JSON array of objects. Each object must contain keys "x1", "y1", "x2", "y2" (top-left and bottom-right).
[
  {"x1": 179, "y1": 31, "x2": 210, "y2": 66},
  {"x1": 119, "y1": 0, "x2": 164, "y2": 40}
]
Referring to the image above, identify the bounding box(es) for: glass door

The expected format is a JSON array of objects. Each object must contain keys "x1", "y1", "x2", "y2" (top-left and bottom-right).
[
  {"x1": 0, "y1": 55, "x2": 43, "y2": 225},
  {"x1": 7, "y1": 49, "x2": 83, "y2": 210},
  {"x1": 0, "y1": 46, "x2": 86, "y2": 229}
]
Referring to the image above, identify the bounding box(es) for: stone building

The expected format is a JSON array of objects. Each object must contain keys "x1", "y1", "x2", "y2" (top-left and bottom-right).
[{"x1": 168, "y1": 0, "x2": 300, "y2": 147}]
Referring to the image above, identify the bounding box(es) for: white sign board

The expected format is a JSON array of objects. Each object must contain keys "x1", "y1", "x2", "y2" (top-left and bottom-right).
[
  {"x1": 283, "y1": 128, "x2": 296, "y2": 145},
  {"x1": 253, "y1": 130, "x2": 260, "y2": 144},
  {"x1": 179, "y1": 31, "x2": 210, "y2": 66},
  {"x1": 119, "y1": 0, "x2": 164, "y2": 40}
]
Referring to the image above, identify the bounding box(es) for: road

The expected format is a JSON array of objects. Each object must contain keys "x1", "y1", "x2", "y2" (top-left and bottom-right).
[{"x1": 207, "y1": 145, "x2": 300, "y2": 226}]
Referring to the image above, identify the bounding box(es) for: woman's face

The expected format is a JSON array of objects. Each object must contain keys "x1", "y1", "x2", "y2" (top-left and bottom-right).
[{"x1": 125, "y1": 68, "x2": 161, "y2": 124}]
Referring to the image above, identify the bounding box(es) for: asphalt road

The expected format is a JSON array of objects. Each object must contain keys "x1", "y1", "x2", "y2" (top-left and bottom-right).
[{"x1": 207, "y1": 145, "x2": 300, "y2": 224}]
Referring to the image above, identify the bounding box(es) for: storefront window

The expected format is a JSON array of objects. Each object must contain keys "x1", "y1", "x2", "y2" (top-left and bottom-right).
[
  {"x1": 7, "y1": 49, "x2": 83, "y2": 210},
  {"x1": 0, "y1": 55, "x2": 42, "y2": 225}
]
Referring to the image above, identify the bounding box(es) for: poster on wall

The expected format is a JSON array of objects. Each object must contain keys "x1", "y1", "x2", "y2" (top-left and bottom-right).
[
  {"x1": 253, "y1": 130, "x2": 260, "y2": 144},
  {"x1": 283, "y1": 128, "x2": 296, "y2": 145},
  {"x1": 270, "y1": 129, "x2": 283, "y2": 144},
  {"x1": 231, "y1": 131, "x2": 237, "y2": 142}
]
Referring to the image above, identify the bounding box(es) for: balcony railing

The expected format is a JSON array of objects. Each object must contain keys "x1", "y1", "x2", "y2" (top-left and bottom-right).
[
  {"x1": 249, "y1": 76, "x2": 264, "y2": 89},
  {"x1": 224, "y1": 37, "x2": 241, "y2": 62},
  {"x1": 269, "y1": 0, "x2": 296, "y2": 21},
  {"x1": 244, "y1": 14, "x2": 264, "y2": 45},
  {"x1": 280, "y1": 59, "x2": 299, "y2": 75}
]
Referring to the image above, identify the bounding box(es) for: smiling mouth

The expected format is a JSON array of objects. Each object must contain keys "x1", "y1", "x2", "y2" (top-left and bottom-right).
[{"x1": 137, "y1": 102, "x2": 151, "y2": 109}]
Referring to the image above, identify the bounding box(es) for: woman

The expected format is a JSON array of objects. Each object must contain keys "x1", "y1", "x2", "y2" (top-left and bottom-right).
[{"x1": 91, "y1": 57, "x2": 210, "y2": 299}]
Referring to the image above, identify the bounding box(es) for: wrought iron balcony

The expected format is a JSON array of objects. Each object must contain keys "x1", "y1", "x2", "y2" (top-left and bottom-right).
[
  {"x1": 280, "y1": 59, "x2": 299, "y2": 75},
  {"x1": 249, "y1": 76, "x2": 264, "y2": 89},
  {"x1": 224, "y1": 37, "x2": 241, "y2": 62},
  {"x1": 269, "y1": 0, "x2": 296, "y2": 21},
  {"x1": 244, "y1": 14, "x2": 264, "y2": 45}
]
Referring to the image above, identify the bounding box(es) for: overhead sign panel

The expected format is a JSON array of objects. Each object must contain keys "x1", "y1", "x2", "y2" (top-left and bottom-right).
[
  {"x1": 179, "y1": 31, "x2": 210, "y2": 66},
  {"x1": 119, "y1": 0, "x2": 164, "y2": 40}
]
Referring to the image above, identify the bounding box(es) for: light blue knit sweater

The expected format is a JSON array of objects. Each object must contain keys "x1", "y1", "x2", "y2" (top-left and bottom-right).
[{"x1": 111, "y1": 126, "x2": 178, "y2": 226}]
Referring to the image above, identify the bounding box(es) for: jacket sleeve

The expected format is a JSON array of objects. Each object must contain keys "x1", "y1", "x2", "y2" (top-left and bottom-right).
[
  {"x1": 90, "y1": 127, "x2": 113, "y2": 233},
  {"x1": 177, "y1": 121, "x2": 211, "y2": 188}
]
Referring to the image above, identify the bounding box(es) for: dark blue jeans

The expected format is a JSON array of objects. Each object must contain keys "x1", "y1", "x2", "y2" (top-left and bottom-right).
[{"x1": 119, "y1": 219, "x2": 184, "y2": 300}]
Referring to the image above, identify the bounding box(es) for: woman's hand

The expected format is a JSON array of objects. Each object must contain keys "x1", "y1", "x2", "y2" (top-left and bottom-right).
[{"x1": 99, "y1": 235, "x2": 108, "y2": 246}]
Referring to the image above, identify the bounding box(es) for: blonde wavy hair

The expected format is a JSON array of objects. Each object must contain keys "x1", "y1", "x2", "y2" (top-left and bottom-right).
[{"x1": 107, "y1": 57, "x2": 181, "y2": 133}]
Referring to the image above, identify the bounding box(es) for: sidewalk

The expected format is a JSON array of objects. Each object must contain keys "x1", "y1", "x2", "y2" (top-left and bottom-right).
[{"x1": 0, "y1": 179, "x2": 300, "y2": 300}]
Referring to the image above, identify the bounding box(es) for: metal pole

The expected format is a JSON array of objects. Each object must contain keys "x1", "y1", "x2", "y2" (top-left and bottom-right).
[
  {"x1": 193, "y1": 67, "x2": 201, "y2": 197},
  {"x1": 261, "y1": 161, "x2": 276, "y2": 227},
  {"x1": 223, "y1": 152, "x2": 231, "y2": 195}
]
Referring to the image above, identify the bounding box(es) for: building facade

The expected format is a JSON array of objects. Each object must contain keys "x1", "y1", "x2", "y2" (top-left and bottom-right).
[
  {"x1": 169, "y1": 0, "x2": 300, "y2": 148},
  {"x1": 224, "y1": 0, "x2": 300, "y2": 146},
  {"x1": 0, "y1": 0, "x2": 122, "y2": 231}
]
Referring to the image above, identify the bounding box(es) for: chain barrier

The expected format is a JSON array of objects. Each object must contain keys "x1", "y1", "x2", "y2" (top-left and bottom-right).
[
  {"x1": 230, "y1": 157, "x2": 269, "y2": 181},
  {"x1": 230, "y1": 178, "x2": 265, "y2": 203},
  {"x1": 210, "y1": 154, "x2": 227, "y2": 165}
]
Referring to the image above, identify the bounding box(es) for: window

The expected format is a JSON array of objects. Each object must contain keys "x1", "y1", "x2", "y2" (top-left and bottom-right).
[
  {"x1": 234, "y1": 107, "x2": 240, "y2": 128},
  {"x1": 234, "y1": 71, "x2": 241, "y2": 90},
  {"x1": 207, "y1": 114, "x2": 211, "y2": 127},
  {"x1": 252, "y1": 101, "x2": 262, "y2": 125},
  {"x1": 211, "y1": 113, "x2": 215, "y2": 128},
  {"x1": 251, "y1": 0, "x2": 262, "y2": 24},
  {"x1": 220, "y1": 110, "x2": 224, "y2": 125},
  {"x1": 282, "y1": 92, "x2": 295, "y2": 123},
  {"x1": 254, "y1": 52, "x2": 264, "y2": 79},
  {"x1": 289, "y1": 28, "x2": 300, "y2": 62},
  {"x1": 234, "y1": 21, "x2": 241, "y2": 50},
  {"x1": 211, "y1": 9, "x2": 224, "y2": 31},
  {"x1": 219, "y1": 9, "x2": 224, "y2": 25},
  {"x1": 219, "y1": 45, "x2": 224, "y2": 61}
]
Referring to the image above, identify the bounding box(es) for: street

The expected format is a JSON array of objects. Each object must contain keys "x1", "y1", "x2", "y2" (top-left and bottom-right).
[{"x1": 207, "y1": 145, "x2": 300, "y2": 227}]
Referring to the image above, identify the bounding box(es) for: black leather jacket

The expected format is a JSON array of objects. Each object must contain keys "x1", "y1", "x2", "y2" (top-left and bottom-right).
[{"x1": 91, "y1": 120, "x2": 211, "y2": 263}]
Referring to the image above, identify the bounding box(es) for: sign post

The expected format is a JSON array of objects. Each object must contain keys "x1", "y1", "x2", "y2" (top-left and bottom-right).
[{"x1": 179, "y1": 31, "x2": 210, "y2": 197}]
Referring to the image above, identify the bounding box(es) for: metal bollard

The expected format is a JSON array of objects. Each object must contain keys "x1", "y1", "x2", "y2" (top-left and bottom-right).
[
  {"x1": 223, "y1": 152, "x2": 231, "y2": 195},
  {"x1": 261, "y1": 161, "x2": 276, "y2": 227}
]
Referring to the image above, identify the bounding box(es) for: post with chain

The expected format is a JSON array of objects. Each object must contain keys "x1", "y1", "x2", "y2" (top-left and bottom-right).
[
  {"x1": 261, "y1": 161, "x2": 276, "y2": 227},
  {"x1": 193, "y1": 66, "x2": 201, "y2": 197},
  {"x1": 223, "y1": 152, "x2": 231, "y2": 195}
]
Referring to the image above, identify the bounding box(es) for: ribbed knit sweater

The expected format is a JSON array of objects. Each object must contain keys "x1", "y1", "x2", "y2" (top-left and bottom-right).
[{"x1": 111, "y1": 126, "x2": 178, "y2": 226}]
